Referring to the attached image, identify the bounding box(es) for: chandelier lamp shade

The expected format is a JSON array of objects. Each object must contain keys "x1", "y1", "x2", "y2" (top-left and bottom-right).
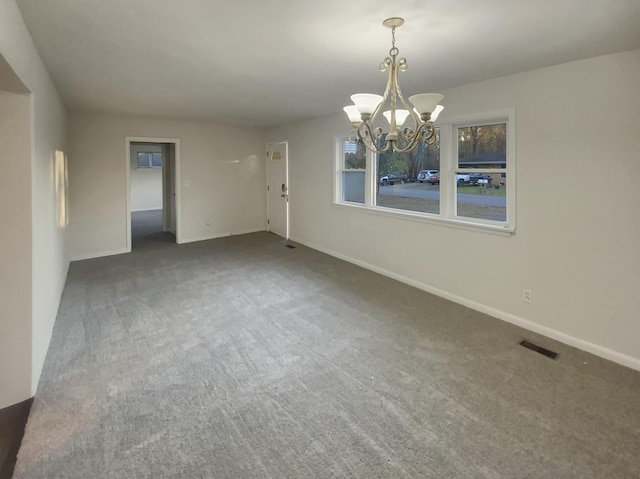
[{"x1": 343, "y1": 17, "x2": 444, "y2": 154}]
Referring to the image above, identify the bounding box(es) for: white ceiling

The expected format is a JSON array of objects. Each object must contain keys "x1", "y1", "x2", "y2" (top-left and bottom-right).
[{"x1": 15, "y1": 0, "x2": 640, "y2": 127}]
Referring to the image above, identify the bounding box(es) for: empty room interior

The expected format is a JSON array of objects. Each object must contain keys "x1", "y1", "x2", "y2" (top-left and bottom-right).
[{"x1": 1, "y1": 1, "x2": 639, "y2": 478}]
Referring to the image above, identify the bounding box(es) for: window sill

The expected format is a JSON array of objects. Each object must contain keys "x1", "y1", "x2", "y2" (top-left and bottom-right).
[{"x1": 333, "y1": 201, "x2": 515, "y2": 237}]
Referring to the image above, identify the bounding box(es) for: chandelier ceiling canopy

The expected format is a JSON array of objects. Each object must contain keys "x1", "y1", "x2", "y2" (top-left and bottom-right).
[{"x1": 344, "y1": 17, "x2": 444, "y2": 154}]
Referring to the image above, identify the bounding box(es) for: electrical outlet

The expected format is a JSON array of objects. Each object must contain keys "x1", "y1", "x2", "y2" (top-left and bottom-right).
[{"x1": 522, "y1": 289, "x2": 532, "y2": 303}]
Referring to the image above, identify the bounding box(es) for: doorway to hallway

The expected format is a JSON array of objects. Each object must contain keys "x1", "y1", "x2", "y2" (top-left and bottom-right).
[{"x1": 126, "y1": 138, "x2": 181, "y2": 251}]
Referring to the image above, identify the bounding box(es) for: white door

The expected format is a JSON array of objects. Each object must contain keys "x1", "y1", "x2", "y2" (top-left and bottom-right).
[{"x1": 266, "y1": 141, "x2": 289, "y2": 238}]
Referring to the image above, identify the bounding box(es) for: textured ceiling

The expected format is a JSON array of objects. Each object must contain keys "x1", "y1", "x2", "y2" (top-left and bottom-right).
[{"x1": 15, "y1": 0, "x2": 640, "y2": 127}]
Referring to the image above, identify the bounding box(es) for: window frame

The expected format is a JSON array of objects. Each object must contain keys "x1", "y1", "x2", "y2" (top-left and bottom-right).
[
  {"x1": 335, "y1": 137, "x2": 372, "y2": 206},
  {"x1": 334, "y1": 109, "x2": 516, "y2": 235}
]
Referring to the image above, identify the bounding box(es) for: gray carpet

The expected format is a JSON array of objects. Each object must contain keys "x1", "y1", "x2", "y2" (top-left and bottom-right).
[
  {"x1": 13, "y1": 231, "x2": 640, "y2": 478},
  {"x1": 131, "y1": 209, "x2": 175, "y2": 250}
]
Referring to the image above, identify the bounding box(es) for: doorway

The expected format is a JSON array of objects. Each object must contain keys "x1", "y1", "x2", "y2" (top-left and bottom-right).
[
  {"x1": 266, "y1": 141, "x2": 289, "y2": 239},
  {"x1": 126, "y1": 137, "x2": 180, "y2": 251}
]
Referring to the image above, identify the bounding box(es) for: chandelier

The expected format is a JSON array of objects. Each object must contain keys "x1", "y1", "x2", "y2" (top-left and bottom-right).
[{"x1": 343, "y1": 17, "x2": 444, "y2": 154}]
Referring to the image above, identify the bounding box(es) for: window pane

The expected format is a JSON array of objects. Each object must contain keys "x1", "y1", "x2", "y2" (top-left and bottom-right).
[
  {"x1": 151, "y1": 152, "x2": 163, "y2": 167},
  {"x1": 375, "y1": 131, "x2": 440, "y2": 215},
  {"x1": 137, "y1": 152, "x2": 151, "y2": 168},
  {"x1": 456, "y1": 174, "x2": 507, "y2": 222},
  {"x1": 344, "y1": 140, "x2": 366, "y2": 169},
  {"x1": 342, "y1": 171, "x2": 365, "y2": 203},
  {"x1": 458, "y1": 123, "x2": 506, "y2": 168}
]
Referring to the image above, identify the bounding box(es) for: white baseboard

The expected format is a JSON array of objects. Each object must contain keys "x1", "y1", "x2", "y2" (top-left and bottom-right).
[
  {"x1": 179, "y1": 228, "x2": 266, "y2": 245},
  {"x1": 71, "y1": 248, "x2": 129, "y2": 262},
  {"x1": 131, "y1": 207, "x2": 162, "y2": 212},
  {"x1": 289, "y1": 235, "x2": 640, "y2": 372},
  {"x1": 71, "y1": 229, "x2": 267, "y2": 260}
]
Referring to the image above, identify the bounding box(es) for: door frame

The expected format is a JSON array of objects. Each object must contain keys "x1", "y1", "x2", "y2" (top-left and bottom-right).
[
  {"x1": 266, "y1": 140, "x2": 289, "y2": 239},
  {"x1": 125, "y1": 136, "x2": 181, "y2": 251}
]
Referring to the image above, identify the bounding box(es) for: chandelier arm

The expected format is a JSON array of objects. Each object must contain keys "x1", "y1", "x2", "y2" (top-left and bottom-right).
[
  {"x1": 357, "y1": 121, "x2": 389, "y2": 154},
  {"x1": 367, "y1": 137, "x2": 392, "y2": 154},
  {"x1": 367, "y1": 56, "x2": 395, "y2": 129},
  {"x1": 392, "y1": 60, "x2": 424, "y2": 134},
  {"x1": 393, "y1": 135, "x2": 422, "y2": 154},
  {"x1": 357, "y1": 120, "x2": 384, "y2": 143},
  {"x1": 356, "y1": 55, "x2": 396, "y2": 154},
  {"x1": 393, "y1": 123, "x2": 436, "y2": 154},
  {"x1": 388, "y1": 61, "x2": 399, "y2": 134}
]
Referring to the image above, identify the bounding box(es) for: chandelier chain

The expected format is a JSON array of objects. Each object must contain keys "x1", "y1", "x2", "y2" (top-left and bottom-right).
[{"x1": 390, "y1": 26, "x2": 398, "y2": 58}]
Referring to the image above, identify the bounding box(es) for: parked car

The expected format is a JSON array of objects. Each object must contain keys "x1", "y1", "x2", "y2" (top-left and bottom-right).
[
  {"x1": 379, "y1": 172, "x2": 408, "y2": 185},
  {"x1": 417, "y1": 169, "x2": 439, "y2": 182},
  {"x1": 456, "y1": 173, "x2": 471, "y2": 186},
  {"x1": 426, "y1": 173, "x2": 440, "y2": 184},
  {"x1": 469, "y1": 173, "x2": 492, "y2": 186}
]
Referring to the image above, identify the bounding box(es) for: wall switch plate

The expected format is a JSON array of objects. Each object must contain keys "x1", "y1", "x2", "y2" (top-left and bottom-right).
[{"x1": 523, "y1": 289, "x2": 532, "y2": 303}]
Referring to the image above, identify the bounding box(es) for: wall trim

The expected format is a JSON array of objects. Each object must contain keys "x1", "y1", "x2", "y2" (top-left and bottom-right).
[
  {"x1": 180, "y1": 228, "x2": 266, "y2": 245},
  {"x1": 70, "y1": 229, "x2": 267, "y2": 259},
  {"x1": 70, "y1": 248, "x2": 129, "y2": 262},
  {"x1": 131, "y1": 207, "x2": 163, "y2": 213},
  {"x1": 289, "y1": 235, "x2": 640, "y2": 372}
]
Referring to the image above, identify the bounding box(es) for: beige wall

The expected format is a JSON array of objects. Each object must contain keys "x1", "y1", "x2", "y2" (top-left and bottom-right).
[
  {"x1": 68, "y1": 113, "x2": 266, "y2": 259},
  {"x1": 0, "y1": 0, "x2": 68, "y2": 407},
  {"x1": 0, "y1": 91, "x2": 32, "y2": 406},
  {"x1": 265, "y1": 49, "x2": 640, "y2": 369}
]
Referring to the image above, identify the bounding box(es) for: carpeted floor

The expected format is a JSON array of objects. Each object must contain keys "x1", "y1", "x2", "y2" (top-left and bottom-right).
[
  {"x1": 131, "y1": 209, "x2": 175, "y2": 250},
  {"x1": 12, "y1": 223, "x2": 640, "y2": 478}
]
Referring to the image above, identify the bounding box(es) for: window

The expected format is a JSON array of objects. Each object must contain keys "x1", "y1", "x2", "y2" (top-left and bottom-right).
[
  {"x1": 335, "y1": 109, "x2": 515, "y2": 233},
  {"x1": 376, "y1": 131, "x2": 440, "y2": 215},
  {"x1": 339, "y1": 139, "x2": 366, "y2": 204},
  {"x1": 137, "y1": 151, "x2": 162, "y2": 168},
  {"x1": 456, "y1": 122, "x2": 507, "y2": 222}
]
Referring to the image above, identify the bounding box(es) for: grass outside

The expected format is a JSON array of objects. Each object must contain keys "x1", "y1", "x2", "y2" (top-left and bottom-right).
[
  {"x1": 377, "y1": 194, "x2": 506, "y2": 221},
  {"x1": 404, "y1": 182, "x2": 506, "y2": 197}
]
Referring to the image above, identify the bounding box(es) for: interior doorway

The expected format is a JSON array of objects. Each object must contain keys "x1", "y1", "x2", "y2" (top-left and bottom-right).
[
  {"x1": 126, "y1": 137, "x2": 180, "y2": 251},
  {"x1": 266, "y1": 141, "x2": 289, "y2": 239}
]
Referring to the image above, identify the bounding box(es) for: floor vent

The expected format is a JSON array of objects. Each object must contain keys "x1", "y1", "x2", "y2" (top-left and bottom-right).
[
  {"x1": 285, "y1": 244, "x2": 296, "y2": 249},
  {"x1": 519, "y1": 340, "x2": 559, "y2": 360}
]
